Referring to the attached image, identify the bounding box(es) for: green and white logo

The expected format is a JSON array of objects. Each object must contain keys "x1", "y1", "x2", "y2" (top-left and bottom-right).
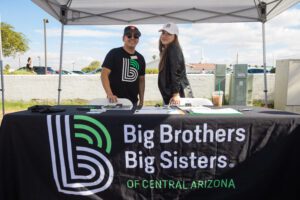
[
  {"x1": 122, "y1": 58, "x2": 139, "y2": 82},
  {"x1": 47, "y1": 115, "x2": 113, "y2": 196}
]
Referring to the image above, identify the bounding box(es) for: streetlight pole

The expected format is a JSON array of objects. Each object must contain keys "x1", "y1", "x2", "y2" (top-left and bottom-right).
[
  {"x1": 18, "y1": 54, "x2": 21, "y2": 68},
  {"x1": 37, "y1": 56, "x2": 41, "y2": 66},
  {"x1": 43, "y1": 19, "x2": 49, "y2": 74},
  {"x1": 72, "y1": 62, "x2": 75, "y2": 71}
]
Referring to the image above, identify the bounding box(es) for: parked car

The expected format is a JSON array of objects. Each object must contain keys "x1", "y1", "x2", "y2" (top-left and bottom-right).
[
  {"x1": 56, "y1": 70, "x2": 75, "y2": 75},
  {"x1": 72, "y1": 70, "x2": 85, "y2": 74},
  {"x1": 87, "y1": 68, "x2": 102, "y2": 74},
  {"x1": 16, "y1": 66, "x2": 57, "y2": 75},
  {"x1": 247, "y1": 68, "x2": 268, "y2": 74},
  {"x1": 33, "y1": 66, "x2": 57, "y2": 74}
]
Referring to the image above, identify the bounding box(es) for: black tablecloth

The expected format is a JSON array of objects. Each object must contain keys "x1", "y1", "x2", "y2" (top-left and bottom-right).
[{"x1": 1, "y1": 106, "x2": 300, "y2": 200}]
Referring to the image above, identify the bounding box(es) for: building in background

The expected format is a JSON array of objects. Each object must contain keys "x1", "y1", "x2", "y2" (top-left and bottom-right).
[
  {"x1": 146, "y1": 59, "x2": 160, "y2": 69},
  {"x1": 186, "y1": 63, "x2": 216, "y2": 74}
]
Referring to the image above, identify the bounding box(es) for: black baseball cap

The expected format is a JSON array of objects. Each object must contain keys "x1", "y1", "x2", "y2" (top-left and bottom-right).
[{"x1": 123, "y1": 25, "x2": 141, "y2": 37}]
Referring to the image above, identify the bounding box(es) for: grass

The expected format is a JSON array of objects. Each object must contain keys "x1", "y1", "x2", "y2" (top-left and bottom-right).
[
  {"x1": 252, "y1": 100, "x2": 274, "y2": 108},
  {"x1": 1, "y1": 99, "x2": 88, "y2": 111},
  {"x1": 6, "y1": 70, "x2": 36, "y2": 75},
  {"x1": 0, "y1": 99, "x2": 89, "y2": 123},
  {"x1": 146, "y1": 68, "x2": 159, "y2": 74}
]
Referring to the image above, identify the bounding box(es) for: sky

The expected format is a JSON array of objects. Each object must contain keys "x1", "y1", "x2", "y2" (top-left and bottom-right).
[{"x1": 0, "y1": 0, "x2": 300, "y2": 71}]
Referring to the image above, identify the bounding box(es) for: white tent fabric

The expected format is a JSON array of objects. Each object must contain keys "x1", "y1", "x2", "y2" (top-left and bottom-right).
[
  {"x1": 32, "y1": 0, "x2": 299, "y2": 24},
  {"x1": 26, "y1": 0, "x2": 300, "y2": 106}
]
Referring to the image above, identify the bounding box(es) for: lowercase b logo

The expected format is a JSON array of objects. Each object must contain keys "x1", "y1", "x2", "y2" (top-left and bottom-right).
[
  {"x1": 47, "y1": 115, "x2": 114, "y2": 196},
  {"x1": 122, "y1": 58, "x2": 139, "y2": 82}
]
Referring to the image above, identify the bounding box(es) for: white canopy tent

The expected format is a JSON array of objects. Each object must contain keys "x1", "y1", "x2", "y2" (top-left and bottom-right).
[
  {"x1": 32, "y1": 0, "x2": 298, "y2": 24},
  {"x1": 1, "y1": 0, "x2": 299, "y2": 114}
]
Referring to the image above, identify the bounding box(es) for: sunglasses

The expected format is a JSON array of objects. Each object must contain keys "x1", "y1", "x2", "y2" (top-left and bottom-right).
[{"x1": 126, "y1": 34, "x2": 140, "y2": 39}]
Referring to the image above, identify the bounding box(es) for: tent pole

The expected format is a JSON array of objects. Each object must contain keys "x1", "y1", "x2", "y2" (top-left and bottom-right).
[
  {"x1": 57, "y1": 23, "x2": 64, "y2": 105},
  {"x1": 0, "y1": 60, "x2": 4, "y2": 116},
  {"x1": 262, "y1": 22, "x2": 268, "y2": 107},
  {"x1": 0, "y1": 17, "x2": 5, "y2": 115},
  {"x1": 0, "y1": 59, "x2": 4, "y2": 116}
]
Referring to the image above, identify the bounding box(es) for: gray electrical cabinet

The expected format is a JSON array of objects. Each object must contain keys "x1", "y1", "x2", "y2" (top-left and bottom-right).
[
  {"x1": 229, "y1": 64, "x2": 248, "y2": 105},
  {"x1": 214, "y1": 64, "x2": 226, "y2": 101},
  {"x1": 247, "y1": 74, "x2": 254, "y2": 106},
  {"x1": 274, "y1": 59, "x2": 300, "y2": 113}
]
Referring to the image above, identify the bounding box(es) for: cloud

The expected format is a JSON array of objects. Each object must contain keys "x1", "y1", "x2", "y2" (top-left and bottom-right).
[{"x1": 35, "y1": 28, "x2": 120, "y2": 37}]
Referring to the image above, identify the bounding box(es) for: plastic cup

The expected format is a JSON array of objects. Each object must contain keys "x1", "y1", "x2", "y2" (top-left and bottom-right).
[{"x1": 212, "y1": 91, "x2": 223, "y2": 107}]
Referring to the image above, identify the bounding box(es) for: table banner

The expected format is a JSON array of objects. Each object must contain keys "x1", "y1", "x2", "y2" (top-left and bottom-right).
[{"x1": 1, "y1": 112, "x2": 300, "y2": 200}]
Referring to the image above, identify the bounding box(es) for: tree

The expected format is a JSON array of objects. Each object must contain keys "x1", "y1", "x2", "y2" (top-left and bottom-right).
[
  {"x1": 81, "y1": 60, "x2": 101, "y2": 73},
  {"x1": 270, "y1": 67, "x2": 276, "y2": 73},
  {"x1": 4, "y1": 64, "x2": 10, "y2": 72},
  {"x1": 3, "y1": 64, "x2": 11, "y2": 74},
  {"x1": 1, "y1": 22, "x2": 29, "y2": 57}
]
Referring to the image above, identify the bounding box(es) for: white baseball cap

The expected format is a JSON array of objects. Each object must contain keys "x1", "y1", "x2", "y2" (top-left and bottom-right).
[{"x1": 159, "y1": 22, "x2": 179, "y2": 36}]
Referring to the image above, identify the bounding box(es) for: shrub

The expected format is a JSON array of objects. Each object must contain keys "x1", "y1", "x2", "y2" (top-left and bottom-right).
[
  {"x1": 10, "y1": 70, "x2": 35, "y2": 75},
  {"x1": 146, "y1": 68, "x2": 159, "y2": 74}
]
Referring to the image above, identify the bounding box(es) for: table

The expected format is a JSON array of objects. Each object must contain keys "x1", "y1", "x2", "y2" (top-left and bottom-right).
[{"x1": 1, "y1": 106, "x2": 300, "y2": 200}]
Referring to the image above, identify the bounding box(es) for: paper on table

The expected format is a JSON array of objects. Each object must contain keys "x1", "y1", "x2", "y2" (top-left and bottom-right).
[
  {"x1": 179, "y1": 106, "x2": 211, "y2": 111},
  {"x1": 135, "y1": 106, "x2": 185, "y2": 115},
  {"x1": 190, "y1": 107, "x2": 242, "y2": 115},
  {"x1": 103, "y1": 105, "x2": 132, "y2": 110},
  {"x1": 87, "y1": 108, "x2": 106, "y2": 114}
]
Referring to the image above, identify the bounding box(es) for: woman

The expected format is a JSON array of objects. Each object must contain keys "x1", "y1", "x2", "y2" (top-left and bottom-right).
[
  {"x1": 26, "y1": 57, "x2": 33, "y2": 71},
  {"x1": 158, "y1": 22, "x2": 193, "y2": 105}
]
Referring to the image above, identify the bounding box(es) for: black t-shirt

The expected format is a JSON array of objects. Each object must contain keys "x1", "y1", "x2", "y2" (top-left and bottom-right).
[{"x1": 102, "y1": 47, "x2": 146, "y2": 104}]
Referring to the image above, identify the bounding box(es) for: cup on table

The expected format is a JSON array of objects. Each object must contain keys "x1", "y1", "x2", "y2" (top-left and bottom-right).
[{"x1": 212, "y1": 91, "x2": 223, "y2": 107}]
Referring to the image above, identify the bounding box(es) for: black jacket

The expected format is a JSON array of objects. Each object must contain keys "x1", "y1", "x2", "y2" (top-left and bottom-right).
[{"x1": 158, "y1": 43, "x2": 193, "y2": 104}]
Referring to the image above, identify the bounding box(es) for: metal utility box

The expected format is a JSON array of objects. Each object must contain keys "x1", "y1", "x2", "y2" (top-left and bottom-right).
[
  {"x1": 229, "y1": 64, "x2": 248, "y2": 105},
  {"x1": 274, "y1": 59, "x2": 300, "y2": 113},
  {"x1": 247, "y1": 74, "x2": 254, "y2": 106},
  {"x1": 214, "y1": 64, "x2": 226, "y2": 101}
]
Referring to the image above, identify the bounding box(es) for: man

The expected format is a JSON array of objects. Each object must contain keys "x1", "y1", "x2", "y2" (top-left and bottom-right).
[{"x1": 101, "y1": 26, "x2": 145, "y2": 107}]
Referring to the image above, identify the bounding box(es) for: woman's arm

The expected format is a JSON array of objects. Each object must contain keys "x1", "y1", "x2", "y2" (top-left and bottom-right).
[{"x1": 168, "y1": 46, "x2": 183, "y2": 105}]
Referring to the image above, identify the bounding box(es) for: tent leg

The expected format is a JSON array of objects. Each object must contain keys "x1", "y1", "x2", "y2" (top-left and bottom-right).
[
  {"x1": 0, "y1": 60, "x2": 4, "y2": 116},
  {"x1": 0, "y1": 18, "x2": 5, "y2": 116},
  {"x1": 57, "y1": 24, "x2": 64, "y2": 105},
  {"x1": 262, "y1": 22, "x2": 268, "y2": 107}
]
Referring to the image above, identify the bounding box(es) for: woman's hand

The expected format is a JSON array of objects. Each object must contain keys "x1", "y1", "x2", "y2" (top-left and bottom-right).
[{"x1": 169, "y1": 94, "x2": 180, "y2": 106}]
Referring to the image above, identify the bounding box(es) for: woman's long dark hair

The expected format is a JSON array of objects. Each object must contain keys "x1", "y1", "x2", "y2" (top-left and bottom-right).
[{"x1": 158, "y1": 35, "x2": 182, "y2": 72}]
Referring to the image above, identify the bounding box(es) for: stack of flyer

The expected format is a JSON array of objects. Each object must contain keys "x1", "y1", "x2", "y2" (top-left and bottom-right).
[
  {"x1": 188, "y1": 107, "x2": 242, "y2": 115},
  {"x1": 135, "y1": 106, "x2": 185, "y2": 115}
]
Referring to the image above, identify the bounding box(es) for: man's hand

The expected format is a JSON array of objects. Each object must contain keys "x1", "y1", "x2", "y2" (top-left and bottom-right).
[
  {"x1": 101, "y1": 67, "x2": 117, "y2": 103},
  {"x1": 107, "y1": 94, "x2": 118, "y2": 103},
  {"x1": 137, "y1": 102, "x2": 143, "y2": 109}
]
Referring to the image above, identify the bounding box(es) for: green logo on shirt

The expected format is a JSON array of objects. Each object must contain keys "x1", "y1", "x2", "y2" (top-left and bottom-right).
[
  {"x1": 122, "y1": 58, "x2": 139, "y2": 82},
  {"x1": 130, "y1": 59, "x2": 140, "y2": 70}
]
